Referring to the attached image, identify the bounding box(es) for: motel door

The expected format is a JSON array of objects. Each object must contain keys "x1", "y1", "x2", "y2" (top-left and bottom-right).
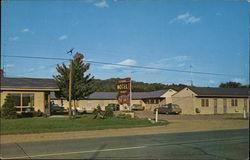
[
  {"x1": 223, "y1": 99, "x2": 227, "y2": 114},
  {"x1": 214, "y1": 99, "x2": 218, "y2": 114}
]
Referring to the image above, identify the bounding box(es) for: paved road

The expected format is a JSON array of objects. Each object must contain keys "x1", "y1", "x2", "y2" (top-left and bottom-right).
[{"x1": 1, "y1": 129, "x2": 248, "y2": 159}]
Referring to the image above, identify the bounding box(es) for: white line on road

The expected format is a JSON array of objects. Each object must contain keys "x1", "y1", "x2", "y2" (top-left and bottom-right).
[
  {"x1": 2, "y1": 145, "x2": 147, "y2": 159},
  {"x1": 2, "y1": 137, "x2": 248, "y2": 159}
]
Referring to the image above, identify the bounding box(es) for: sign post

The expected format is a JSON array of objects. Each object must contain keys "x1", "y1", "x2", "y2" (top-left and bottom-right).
[{"x1": 117, "y1": 78, "x2": 132, "y2": 110}]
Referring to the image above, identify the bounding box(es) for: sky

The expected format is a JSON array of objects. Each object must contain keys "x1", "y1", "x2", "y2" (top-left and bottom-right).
[{"x1": 1, "y1": 0, "x2": 249, "y2": 87}]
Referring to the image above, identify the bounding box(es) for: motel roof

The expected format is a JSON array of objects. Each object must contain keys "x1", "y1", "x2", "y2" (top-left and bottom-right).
[
  {"x1": 132, "y1": 89, "x2": 169, "y2": 99},
  {"x1": 50, "y1": 89, "x2": 170, "y2": 100},
  {"x1": 87, "y1": 92, "x2": 117, "y2": 100},
  {"x1": 84, "y1": 89, "x2": 169, "y2": 100},
  {"x1": 0, "y1": 77, "x2": 59, "y2": 91},
  {"x1": 188, "y1": 87, "x2": 249, "y2": 98}
]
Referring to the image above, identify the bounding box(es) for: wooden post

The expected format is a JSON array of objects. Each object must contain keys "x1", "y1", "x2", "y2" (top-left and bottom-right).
[
  {"x1": 48, "y1": 93, "x2": 51, "y2": 116},
  {"x1": 243, "y1": 108, "x2": 246, "y2": 119},
  {"x1": 68, "y1": 60, "x2": 73, "y2": 119},
  {"x1": 129, "y1": 78, "x2": 132, "y2": 111}
]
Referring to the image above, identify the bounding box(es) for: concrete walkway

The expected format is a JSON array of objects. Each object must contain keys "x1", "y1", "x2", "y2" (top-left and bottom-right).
[{"x1": 1, "y1": 119, "x2": 248, "y2": 144}]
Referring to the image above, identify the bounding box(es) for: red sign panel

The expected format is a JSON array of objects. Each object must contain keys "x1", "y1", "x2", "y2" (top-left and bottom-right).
[{"x1": 117, "y1": 78, "x2": 131, "y2": 105}]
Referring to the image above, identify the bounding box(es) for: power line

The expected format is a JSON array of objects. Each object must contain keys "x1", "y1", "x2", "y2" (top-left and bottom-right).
[
  {"x1": 2, "y1": 55, "x2": 237, "y2": 77},
  {"x1": 3, "y1": 55, "x2": 69, "y2": 61},
  {"x1": 14, "y1": 60, "x2": 68, "y2": 77}
]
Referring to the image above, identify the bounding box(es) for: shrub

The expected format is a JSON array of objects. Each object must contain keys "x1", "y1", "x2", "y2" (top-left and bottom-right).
[
  {"x1": 93, "y1": 105, "x2": 104, "y2": 119},
  {"x1": 19, "y1": 112, "x2": 34, "y2": 118},
  {"x1": 104, "y1": 105, "x2": 114, "y2": 118},
  {"x1": 195, "y1": 108, "x2": 200, "y2": 113},
  {"x1": 1, "y1": 94, "x2": 17, "y2": 119},
  {"x1": 33, "y1": 109, "x2": 43, "y2": 117}
]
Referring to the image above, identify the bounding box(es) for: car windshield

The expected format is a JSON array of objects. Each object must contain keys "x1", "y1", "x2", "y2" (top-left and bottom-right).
[
  {"x1": 161, "y1": 105, "x2": 168, "y2": 108},
  {"x1": 172, "y1": 105, "x2": 179, "y2": 108}
]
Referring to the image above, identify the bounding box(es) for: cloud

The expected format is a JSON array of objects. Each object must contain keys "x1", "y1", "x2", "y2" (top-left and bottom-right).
[
  {"x1": 118, "y1": 59, "x2": 136, "y2": 65},
  {"x1": 94, "y1": 0, "x2": 109, "y2": 8},
  {"x1": 170, "y1": 12, "x2": 200, "y2": 24},
  {"x1": 9, "y1": 36, "x2": 19, "y2": 41},
  {"x1": 22, "y1": 28, "x2": 29, "y2": 32},
  {"x1": 173, "y1": 56, "x2": 188, "y2": 61},
  {"x1": 177, "y1": 63, "x2": 185, "y2": 67},
  {"x1": 159, "y1": 56, "x2": 188, "y2": 63},
  {"x1": 145, "y1": 56, "x2": 189, "y2": 72},
  {"x1": 39, "y1": 66, "x2": 46, "y2": 69},
  {"x1": 5, "y1": 64, "x2": 14, "y2": 68},
  {"x1": 231, "y1": 78, "x2": 245, "y2": 84},
  {"x1": 208, "y1": 80, "x2": 216, "y2": 84},
  {"x1": 58, "y1": 35, "x2": 68, "y2": 40},
  {"x1": 50, "y1": 67, "x2": 57, "y2": 74},
  {"x1": 102, "y1": 59, "x2": 136, "y2": 69},
  {"x1": 28, "y1": 68, "x2": 35, "y2": 72},
  {"x1": 216, "y1": 12, "x2": 222, "y2": 16}
]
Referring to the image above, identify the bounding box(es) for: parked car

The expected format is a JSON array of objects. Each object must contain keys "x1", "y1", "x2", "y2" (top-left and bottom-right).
[
  {"x1": 131, "y1": 104, "x2": 145, "y2": 111},
  {"x1": 51, "y1": 104, "x2": 65, "y2": 113},
  {"x1": 154, "y1": 103, "x2": 182, "y2": 114},
  {"x1": 107, "y1": 103, "x2": 120, "y2": 111}
]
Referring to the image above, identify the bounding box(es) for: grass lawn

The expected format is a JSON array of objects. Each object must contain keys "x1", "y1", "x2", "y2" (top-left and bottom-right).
[{"x1": 0, "y1": 114, "x2": 167, "y2": 135}]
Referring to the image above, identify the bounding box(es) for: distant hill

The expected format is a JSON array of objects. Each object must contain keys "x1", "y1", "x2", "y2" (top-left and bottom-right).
[{"x1": 93, "y1": 78, "x2": 187, "y2": 92}]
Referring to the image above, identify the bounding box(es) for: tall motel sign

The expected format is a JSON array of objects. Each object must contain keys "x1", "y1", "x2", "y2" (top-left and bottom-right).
[{"x1": 117, "y1": 77, "x2": 132, "y2": 110}]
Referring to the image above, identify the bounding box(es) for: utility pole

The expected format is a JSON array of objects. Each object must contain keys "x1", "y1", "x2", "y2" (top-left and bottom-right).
[
  {"x1": 68, "y1": 60, "x2": 73, "y2": 120},
  {"x1": 129, "y1": 78, "x2": 132, "y2": 111},
  {"x1": 190, "y1": 65, "x2": 193, "y2": 86}
]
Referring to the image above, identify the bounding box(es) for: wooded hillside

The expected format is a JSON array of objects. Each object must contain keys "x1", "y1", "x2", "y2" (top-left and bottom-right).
[{"x1": 93, "y1": 78, "x2": 187, "y2": 92}]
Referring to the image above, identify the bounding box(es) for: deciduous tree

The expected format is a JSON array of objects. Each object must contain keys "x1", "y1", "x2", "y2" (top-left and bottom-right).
[{"x1": 219, "y1": 81, "x2": 242, "y2": 88}]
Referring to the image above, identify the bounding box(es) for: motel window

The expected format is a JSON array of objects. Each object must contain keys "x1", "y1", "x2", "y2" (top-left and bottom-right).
[
  {"x1": 15, "y1": 108, "x2": 21, "y2": 112},
  {"x1": 214, "y1": 99, "x2": 217, "y2": 107},
  {"x1": 10, "y1": 93, "x2": 21, "y2": 106},
  {"x1": 22, "y1": 94, "x2": 34, "y2": 106},
  {"x1": 201, "y1": 99, "x2": 209, "y2": 107},
  {"x1": 156, "y1": 99, "x2": 159, "y2": 104},
  {"x1": 223, "y1": 99, "x2": 227, "y2": 107},
  {"x1": 10, "y1": 93, "x2": 34, "y2": 107},
  {"x1": 231, "y1": 99, "x2": 238, "y2": 107},
  {"x1": 154, "y1": 99, "x2": 157, "y2": 104},
  {"x1": 244, "y1": 99, "x2": 247, "y2": 107},
  {"x1": 150, "y1": 99, "x2": 153, "y2": 104},
  {"x1": 87, "y1": 101, "x2": 92, "y2": 107}
]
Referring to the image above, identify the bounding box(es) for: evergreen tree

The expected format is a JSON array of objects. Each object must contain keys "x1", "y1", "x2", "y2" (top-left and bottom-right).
[
  {"x1": 1, "y1": 94, "x2": 17, "y2": 119},
  {"x1": 53, "y1": 53, "x2": 95, "y2": 117}
]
